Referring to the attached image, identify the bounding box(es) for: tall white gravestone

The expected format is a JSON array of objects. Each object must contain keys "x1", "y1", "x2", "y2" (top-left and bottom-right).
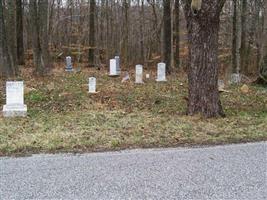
[
  {"x1": 135, "y1": 65, "x2": 143, "y2": 84},
  {"x1": 65, "y1": 56, "x2": 73, "y2": 72},
  {"x1": 109, "y1": 59, "x2": 118, "y2": 76},
  {"x1": 88, "y1": 77, "x2": 97, "y2": 93},
  {"x1": 3, "y1": 81, "x2": 27, "y2": 117},
  {"x1": 115, "y1": 56, "x2": 121, "y2": 75},
  {"x1": 156, "y1": 63, "x2": 167, "y2": 82}
]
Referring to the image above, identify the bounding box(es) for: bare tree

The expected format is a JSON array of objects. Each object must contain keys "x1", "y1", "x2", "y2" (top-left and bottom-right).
[
  {"x1": 232, "y1": 0, "x2": 238, "y2": 73},
  {"x1": 0, "y1": 0, "x2": 13, "y2": 77},
  {"x1": 163, "y1": 0, "x2": 172, "y2": 73},
  {"x1": 16, "y1": 0, "x2": 25, "y2": 65},
  {"x1": 88, "y1": 0, "x2": 95, "y2": 67},
  {"x1": 29, "y1": 0, "x2": 52, "y2": 76},
  {"x1": 174, "y1": 0, "x2": 180, "y2": 69}
]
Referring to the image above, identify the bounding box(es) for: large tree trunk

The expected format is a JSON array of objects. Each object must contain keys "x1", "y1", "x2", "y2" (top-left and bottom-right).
[
  {"x1": 183, "y1": 0, "x2": 226, "y2": 118},
  {"x1": 163, "y1": 0, "x2": 172, "y2": 73},
  {"x1": 16, "y1": 0, "x2": 25, "y2": 65},
  {"x1": 256, "y1": 0, "x2": 267, "y2": 85},
  {"x1": 0, "y1": 0, "x2": 13, "y2": 77},
  {"x1": 29, "y1": 0, "x2": 52, "y2": 76},
  {"x1": 6, "y1": 0, "x2": 18, "y2": 73}
]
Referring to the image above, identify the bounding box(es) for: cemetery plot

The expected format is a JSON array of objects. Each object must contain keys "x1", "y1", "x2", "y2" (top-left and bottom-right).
[{"x1": 0, "y1": 67, "x2": 266, "y2": 156}]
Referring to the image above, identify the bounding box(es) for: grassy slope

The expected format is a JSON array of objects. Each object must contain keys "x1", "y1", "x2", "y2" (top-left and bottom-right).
[{"x1": 0, "y1": 67, "x2": 266, "y2": 156}]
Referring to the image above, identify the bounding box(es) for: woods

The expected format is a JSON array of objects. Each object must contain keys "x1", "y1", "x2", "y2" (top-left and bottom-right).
[{"x1": 0, "y1": 0, "x2": 266, "y2": 118}]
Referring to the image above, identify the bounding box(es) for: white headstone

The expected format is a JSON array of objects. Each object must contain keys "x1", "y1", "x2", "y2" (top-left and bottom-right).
[
  {"x1": 3, "y1": 81, "x2": 27, "y2": 117},
  {"x1": 135, "y1": 65, "x2": 143, "y2": 84},
  {"x1": 156, "y1": 63, "x2": 167, "y2": 82},
  {"x1": 109, "y1": 59, "x2": 118, "y2": 76},
  {"x1": 115, "y1": 56, "x2": 121, "y2": 75},
  {"x1": 218, "y1": 80, "x2": 225, "y2": 91},
  {"x1": 146, "y1": 74, "x2": 150, "y2": 79},
  {"x1": 230, "y1": 73, "x2": 241, "y2": 84},
  {"x1": 88, "y1": 77, "x2": 97, "y2": 93},
  {"x1": 65, "y1": 56, "x2": 73, "y2": 72}
]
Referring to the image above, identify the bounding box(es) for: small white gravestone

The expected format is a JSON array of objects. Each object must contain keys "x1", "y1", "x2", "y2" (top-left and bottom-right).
[
  {"x1": 156, "y1": 63, "x2": 167, "y2": 82},
  {"x1": 218, "y1": 80, "x2": 225, "y2": 91},
  {"x1": 65, "y1": 56, "x2": 73, "y2": 72},
  {"x1": 230, "y1": 73, "x2": 241, "y2": 84},
  {"x1": 146, "y1": 74, "x2": 150, "y2": 79},
  {"x1": 3, "y1": 81, "x2": 27, "y2": 117},
  {"x1": 88, "y1": 77, "x2": 97, "y2": 93},
  {"x1": 109, "y1": 59, "x2": 118, "y2": 76},
  {"x1": 115, "y1": 56, "x2": 121, "y2": 75},
  {"x1": 135, "y1": 65, "x2": 143, "y2": 84}
]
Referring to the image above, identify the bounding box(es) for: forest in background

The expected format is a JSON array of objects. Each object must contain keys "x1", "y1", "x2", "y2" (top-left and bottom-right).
[{"x1": 0, "y1": 0, "x2": 266, "y2": 79}]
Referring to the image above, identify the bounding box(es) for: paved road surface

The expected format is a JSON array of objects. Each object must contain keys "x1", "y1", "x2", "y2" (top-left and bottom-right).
[{"x1": 0, "y1": 142, "x2": 266, "y2": 200}]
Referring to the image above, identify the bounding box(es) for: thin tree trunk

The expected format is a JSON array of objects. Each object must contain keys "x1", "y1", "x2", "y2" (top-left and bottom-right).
[
  {"x1": 88, "y1": 0, "x2": 95, "y2": 67},
  {"x1": 163, "y1": 0, "x2": 172, "y2": 73},
  {"x1": 240, "y1": 0, "x2": 248, "y2": 74},
  {"x1": 122, "y1": 0, "x2": 129, "y2": 65},
  {"x1": 16, "y1": 0, "x2": 25, "y2": 65},
  {"x1": 232, "y1": 0, "x2": 238, "y2": 73},
  {"x1": 174, "y1": 0, "x2": 180, "y2": 69}
]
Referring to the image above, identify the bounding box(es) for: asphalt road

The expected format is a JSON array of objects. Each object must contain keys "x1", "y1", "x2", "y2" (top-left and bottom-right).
[{"x1": 0, "y1": 142, "x2": 266, "y2": 200}]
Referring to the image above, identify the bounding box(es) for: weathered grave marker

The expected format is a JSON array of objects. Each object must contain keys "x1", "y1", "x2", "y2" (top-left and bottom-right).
[
  {"x1": 135, "y1": 65, "x2": 143, "y2": 84},
  {"x1": 88, "y1": 77, "x2": 97, "y2": 93},
  {"x1": 109, "y1": 59, "x2": 118, "y2": 76},
  {"x1": 156, "y1": 63, "x2": 167, "y2": 82},
  {"x1": 3, "y1": 81, "x2": 27, "y2": 117},
  {"x1": 65, "y1": 56, "x2": 73, "y2": 72},
  {"x1": 115, "y1": 56, "x2": 121, "y2": 75},
  {"x1": 230, "y1": 73, "x2": 241, "y2": 84}
]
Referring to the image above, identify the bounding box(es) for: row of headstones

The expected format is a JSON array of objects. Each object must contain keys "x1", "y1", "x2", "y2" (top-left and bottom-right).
[
  {"x1": 2, "y1": 59, "x2": 167, "y2": 117},
  {"x1": 2, "y1": 56, "x2": 241, "y2": 117},
  {"x1": 66, "y1": 55, "x2": 166, "y2": 82}
]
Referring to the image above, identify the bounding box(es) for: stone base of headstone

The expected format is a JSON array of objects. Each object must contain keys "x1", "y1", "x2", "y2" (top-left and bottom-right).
[
  {"x1": 156, "y1": 78, "x2": 167, "y2": 82},
  {"x1": 3, "y1": 105, "x2": 27, "y2": 117},
  {"x1": 65, "y1": 68, "x2": 74, "y2": 72},
  {"x1": 88, "y1": 91, "x2": 99, "y2": 94},
  {"x1": 108, "y1": 74, "x2": 120, "y2": 77}
]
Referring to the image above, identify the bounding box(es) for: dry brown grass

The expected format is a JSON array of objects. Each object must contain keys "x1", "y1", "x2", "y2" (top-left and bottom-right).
[{"x1": 0, "y1": 65, "x2": 266, "y2": 156}]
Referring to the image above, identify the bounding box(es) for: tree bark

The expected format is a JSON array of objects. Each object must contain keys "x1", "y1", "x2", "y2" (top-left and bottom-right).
[
  {"x1": 163, "y1": 0, "x2": 172, "y2": 73},
  {"x1": 174, "y1": 0, "x2": 180, "y2": 69},
  {"x1": 240, "y1": 0, "x2": 249, "y2": 74},
  {"x1": 6, "y1": 0, "x2": 18, "y2": 72},
  {"x1": 88, "y1": 0, "x2": 95, "y2": 67},
  {"x1": 232, "y1": 0, "x2": 238, "y2": 73},
  {"x1": 29, "y1": 0, "x2": 52, "y2": 76},
  {"x1": 0, "y1": 0, "x2": 13, "y2": 77},
  {"x1": 16, "y1": 0, "x2": 25, "y2": 65},
  {"x1": 257, "y1": 0, "x2": 267, "y2": 85},
  {"x1": 183, "y1": 0, "x2": 226, "y2": 118}
]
